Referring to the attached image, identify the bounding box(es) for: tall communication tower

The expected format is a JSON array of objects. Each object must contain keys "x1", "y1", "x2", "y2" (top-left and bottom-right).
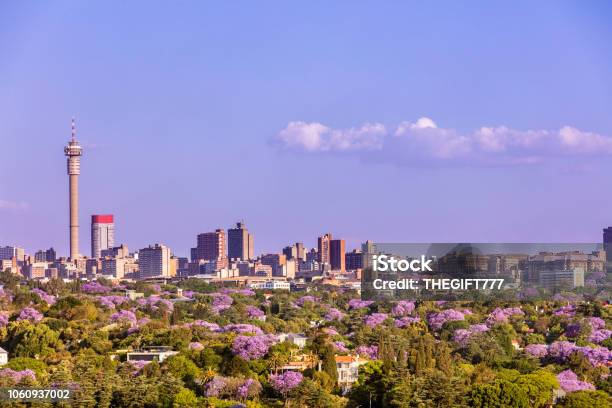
[{"x1": 64, "y1": 118, "x2": 83, "y2": 260}]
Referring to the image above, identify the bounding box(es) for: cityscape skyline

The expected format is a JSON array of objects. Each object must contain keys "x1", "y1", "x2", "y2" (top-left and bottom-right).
[{"x1": 2, "y1": 2, "x2": 612, "y2": 256}]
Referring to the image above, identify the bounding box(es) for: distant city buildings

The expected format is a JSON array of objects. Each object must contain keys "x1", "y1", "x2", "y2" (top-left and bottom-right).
[
  {"x1": 191, "y1": 229, "x2": 228, "y2": 270},
  {"x1": 23, "y1": 262, "x2": 48, "y2": 279},
  {"x1": 604, "y1": 227, "x2": 612, "y2": 273},
  {"x1": 260, "y1": 253, "x2": 287, "y2": 276},
  {"x1": 305, "y1": 248, "x2": 317, "y2": 263},
  {"x1": 0, "y1": 246, "x2": 25, "y2": 262},
  {"x1": 101, "y1": 244, "x2": 130, "y2": 259},
  {"x1": 539, "y1": 268, "x2": 585, "y2": 289},
  {"x1": 34, "y1": 247, "x2": 56, "y2": 263},
  {"x1": 317, "y1": 233, "x2": 332, "y2": 264},
  {"x1": 139, "y1": 244, "x2": 173, "y2": 278},
  {"x1": 526, "y1": 251, "x2": 604, "y2": 282},
  {"x1": 228, "y1": 222, "x2": 254, "y2": 261},
  {"x1": 283, "y1": 242, "x2": 306, "y2": 261},
  {"x1": 102, "y1": 256, "x2": 138, "y2": 279},
  {"x1": 330, "y1": 239, "x2": 346, "y2": 272},
  {"x1": 91, "y1": 214, "x2": 115, "y2": 258},
  {"x1": 361, "y1": 240, "x2": 376, "y2": 269},
  {"x1": 345, "y1": 249, "x2": 363, "y2": 270}
]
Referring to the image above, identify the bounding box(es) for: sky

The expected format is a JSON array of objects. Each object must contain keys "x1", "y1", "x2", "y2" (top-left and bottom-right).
[{"x1": 1, "y1": 1, "x2": 612, "y2": 257}]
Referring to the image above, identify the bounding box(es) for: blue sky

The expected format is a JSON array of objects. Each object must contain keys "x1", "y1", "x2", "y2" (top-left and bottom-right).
[{"x1": 1, "y1": 1, "x2": 612, "y2": 257}]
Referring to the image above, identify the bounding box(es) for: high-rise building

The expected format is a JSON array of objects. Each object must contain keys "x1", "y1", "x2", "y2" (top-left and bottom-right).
[
  {"x1": 318, "y1": 233, "x2": 332, "y2": 264},
  {"x1": 295, "y1": 242, "x2": 305, "y2": 261},
  {"x1": 361, "y1": 240, "x2": 376, "y2": 269},
  {"x1": 228, "y1": 222, "x2": 254, "y2": 260},
  {"x1": 23, "y1": 262, "x2": 49, "y2": 279},
  {"x1": 261, "y1": 253, "x2": 287, "y2": 276},
  {"x1": 0, "y1": 246, "x2": 25, "y2": 262},
  {"x1": 139, "y1": 244, "x2": 172, "y2": 278},
  {"x1": 191, "y1": 229, "x2": 226, "y2": 261},
  {"x1": 85, "y1": 258, "x2": 101, "y2": 276},
  {"x1": 283, "y1": 242, "x2": 306, "y2": 261},
  {"x1": 282, "y1": 245, "x2": 296, "y2": 260},
  {"x1": 91, "y1": 215, "x2": 115, "y2": 258},
  {"x1": 330, "y1": 239, "x2": 346, "y2": 272},
  {"x1": 345, "y1": 249, "x2": 363, "y2": 270},
  {"x1": 34, "y1": 247, "x2": 56, "y2": 263},
  {"x1": 64, "y1": 118, "x2": 83, "y2": 260},
  {"x1": 191, "y1": 229, "x2": 228, "y2": 270},
  {"x1": 101, "y1": 244, "x2": 129, "y2": 259},
  {"x1": 306, "y1": 248, "x2": 318, "y2": 263},
  {"x1": 604, "y1": 227, "x2": 612, "y2": 273}
]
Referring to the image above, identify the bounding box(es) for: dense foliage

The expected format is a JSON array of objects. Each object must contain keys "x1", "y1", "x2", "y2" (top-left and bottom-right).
[{"x1": 0, "y1": 271, "x2": 609, "y2": 407}]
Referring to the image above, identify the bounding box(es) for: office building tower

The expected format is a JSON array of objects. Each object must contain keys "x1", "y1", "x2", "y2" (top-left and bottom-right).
[
  {"x1": 282, "y1": 258, "x2": 297, "y2": 279},
  {"x1": 64, "y1": 118, "x2": 83, "y2": 260},
  {"x1": 34, "y1": 247, "x2": 56, "y2": 263},
  {"x1": 282, "y1": 242, "x2": 306, "y2": 262},
  {"x1": 23, "y1": 262, "x2": 49, "y2": 279},
  {"x1": 191, "y1": 229, "x2": 228, "y2": 270},
  {"x1": 361, "y1": 240, "x2": 376, "y2": 269},
  {"x1": 539, "y1": 268, "x2": 585, "y2": 289},
  {"x1": 604, "y1": 227, "x2": 612, "y2": 274},
  {"x1": 139, "y1": 244, "x2": 172, "y2": 278},
  {"x1": 191, "y1": 229, "x2": 225, "y2": 261},
  {"x1": 330, "y1": 239, "x2": 346, "y2": 272},
  {"x1": 91, "y1": 214, "x2": 115, "y2": 258},
  {"x1": 228, "y1": 222, "x2": 254, "y2": 260},
  {"x1": 261, "y1": 253, "x2": 287, "y2": 276},
  {"x1": 295, "y1": 242, "x2": 305, "y2": 261},
  {"x1": 0, "y1": 246, "x2": 25, "y2": 262},
  {"x1": 306, "y1": 248, "x2": 318, "y2": 263},
  {"x1": 101, "y1": 244, "x2": 129, "y2": 259},
  {"x1": 318, "y1": 233, "x2": 332, "y2": 264},
  {"x1": 345, "y1": 249, "x2": 363, "y2": 270},
  {"x1": 282, "y1": 245, "x2": 296, "y2": 260}
]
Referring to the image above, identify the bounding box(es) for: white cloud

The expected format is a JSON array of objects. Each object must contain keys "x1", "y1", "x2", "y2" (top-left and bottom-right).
[
  {"x1": 274, "y1": 117, "x2": 612, "y2": 166},
  {"x1": 395, "y1": 117, "x2": 438, "y2": 135},
  {"x1": 276, "y1": 121, "x2": 385, "y2": 152},
  {"x1": 558, "y1": 126, "x2": 612, "y2": 154},
  {"x1": 0, "y1": 200, "x2": 29, "y2": 211},
  {"x1": 276, "y1": 121, "x2": 328, "y2": 152}
]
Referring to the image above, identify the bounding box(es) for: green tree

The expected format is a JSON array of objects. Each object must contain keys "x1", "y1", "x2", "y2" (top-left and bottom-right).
[
  {"x1": 5, "y1": 321, "x2": 62, "y2": 358},
  {"x1": 469, "y1": 380, "x2": 529, "y2": 408},
  {"x1": 0, "y1": 269, "x2": 20, "y2": 291},
  {"x1": 173, "y1": 387, "x2": 199, "y2": 407},
  {"x1": 410, "y1": 370, "x2": 465, "y2": 408},
  {"x1": 166, "y1": 355, "x2": 201, "y2": 383},
  {"x1": 5, "y1": 357, "x2": 48, "y2": 381},
  {"x1": 348, "y1": 361, "x2": 387, "y2": 407},
  {"x1": 320, "y1": 343, "x2": 338, "y2": 386},
  {"x1": 514, "y1": 370, "x2": 558, "y2": 408},
  {"x1": 557, "y1": 390, "x2": 612, "y2": 408},
  {"x1": 295, "y1": 378, "x2": 339, "y2": 408}
]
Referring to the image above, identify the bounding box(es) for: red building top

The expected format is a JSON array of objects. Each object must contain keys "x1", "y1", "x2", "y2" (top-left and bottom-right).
[{"x1": 92, "y1": 214, "x2": 114, "y2": 224}]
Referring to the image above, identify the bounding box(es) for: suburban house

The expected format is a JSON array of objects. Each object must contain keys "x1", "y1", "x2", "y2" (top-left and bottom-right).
[
  {"x1": 278, "y1": 333, "x2": 308, "y2": 348},
  {"x1": 335, "y1": 355, "x2": 368, "y2": 391},
  {"x1": 0, "y1": 347, "x2": 8, "y2": 366},
  {"x1": 277, "y1": 353, "x2": 317, "y2": 373},
  {"x1": 126, "y1": 346, "x2": 178, "y2": 363}
]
